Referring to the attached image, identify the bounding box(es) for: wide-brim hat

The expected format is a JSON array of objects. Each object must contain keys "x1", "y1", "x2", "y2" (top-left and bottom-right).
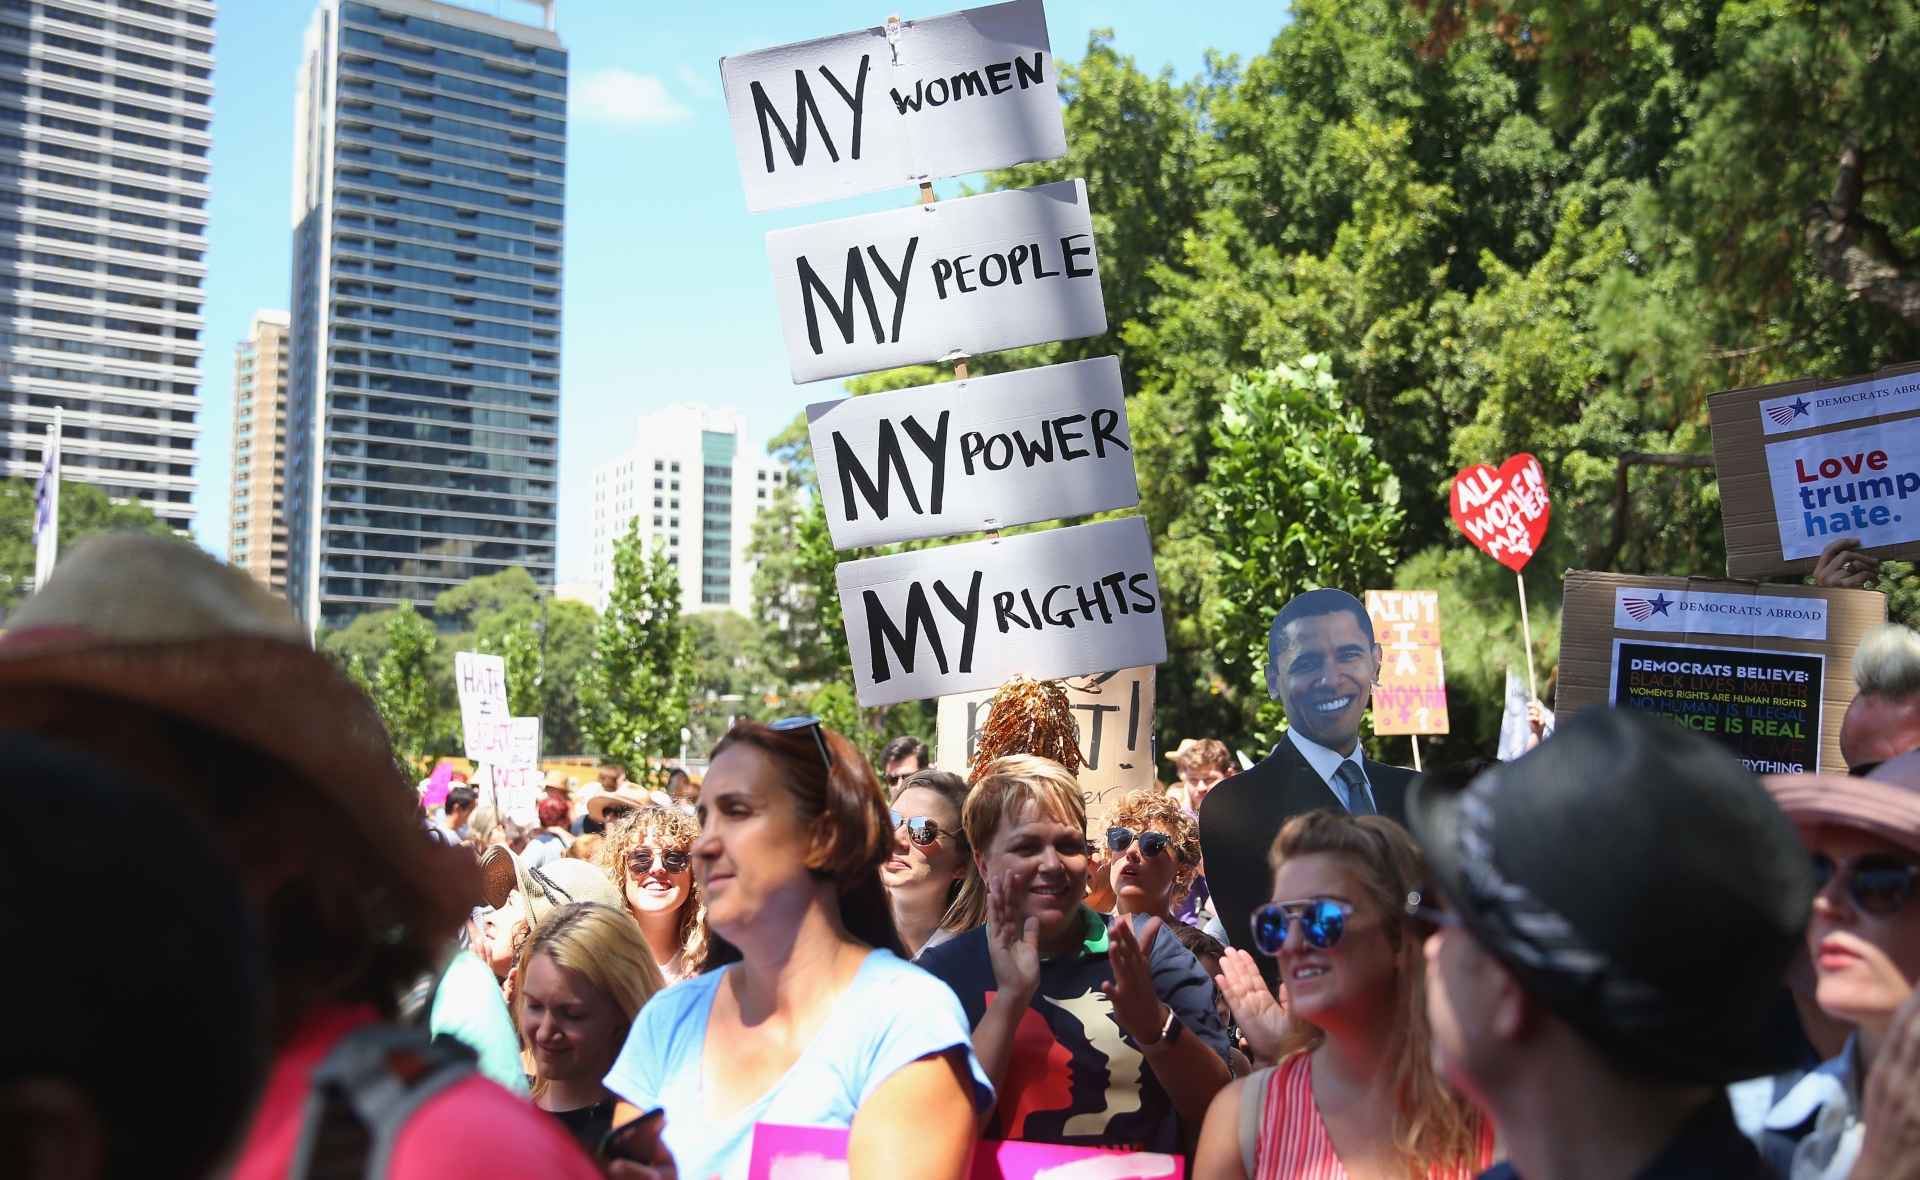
[
  {"x1": 0, "y1": 534, "x2": 478, "y2": 934},
  {"x1": 1407, "y1": 706, "x2": 1813, "y2": 1084},
  {"x1": 1763, "y1": 749, "x2": 1920, "y2": 856},
  {"x1": 587, "y1": 785, "x2": 664, "y2": 821},
  {"x1": 479, "y1": 845, "x2": 622, "y2": 924}
]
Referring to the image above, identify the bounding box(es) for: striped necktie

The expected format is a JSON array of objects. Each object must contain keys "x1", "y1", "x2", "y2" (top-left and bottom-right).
[{"x1": 1336, "y1": 760, "x2": 1377, "y2": 817}]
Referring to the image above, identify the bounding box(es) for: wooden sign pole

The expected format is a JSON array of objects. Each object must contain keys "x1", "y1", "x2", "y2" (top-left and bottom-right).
[
  {"x1": 1516, "y1": 571, "x2": 1537, "y2": 699},
  {"x1": 1410, "y1": 735, "x2": 1422, "y2": 773}
]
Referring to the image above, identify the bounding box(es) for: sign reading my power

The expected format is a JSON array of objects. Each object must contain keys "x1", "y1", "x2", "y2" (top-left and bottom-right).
[
  {"x1": 808, "y1": 356, "x2": 1136, "y2": 549},
  {"x1": 766, "y1": 179, "x2": 1106, "y2": 383},
  {"x1": 836, "y1": 516, "x2": 1167, "y2": 707}
]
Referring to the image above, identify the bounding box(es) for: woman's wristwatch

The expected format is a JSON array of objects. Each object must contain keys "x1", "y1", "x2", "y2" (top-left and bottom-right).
[{"x1": 1141, "y1": 1006, "x2": 1185, "y2": 1056}]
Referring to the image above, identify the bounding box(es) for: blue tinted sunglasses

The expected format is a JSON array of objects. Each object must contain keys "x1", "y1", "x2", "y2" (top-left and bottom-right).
[{"x1": 1250, "y1": 898, "x2": 1354, "y2": 955}]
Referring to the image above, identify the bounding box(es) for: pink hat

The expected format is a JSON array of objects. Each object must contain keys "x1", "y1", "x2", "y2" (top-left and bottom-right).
[{"x1": 1762, "y1": 750, "x2": 1920, "y2": 856}]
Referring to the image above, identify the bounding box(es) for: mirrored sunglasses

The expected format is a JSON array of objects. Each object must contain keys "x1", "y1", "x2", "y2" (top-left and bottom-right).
[
  {"x1": 627, "y1": 847, "x2": 690, "y2": 876},
  {"x1": 1813, "y1": 851, "x2": 1919, "y2": 916},
  {"x1": 1106, "y1": 826, "x2": 1172, "y2": 858},
  {"x1": 888, "y1": 810, "x2": 948, "y2": 847},
  {"x1": 1250, "y1": 898, "x2": 1354, "y2": 955}
]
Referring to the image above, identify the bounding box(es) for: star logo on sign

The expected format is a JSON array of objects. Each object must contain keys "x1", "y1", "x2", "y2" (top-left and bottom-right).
[
  {"x1": 1647, "y1": 593, "x2": 1672, "y2": 616},
  {"x1": 1766, "y1": 397, "x2": 1814, "y2": 427}
]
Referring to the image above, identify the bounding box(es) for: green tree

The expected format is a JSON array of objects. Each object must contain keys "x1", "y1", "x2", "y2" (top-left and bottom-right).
[
  {"x1": 0, "y1": 477, "x2": 174, "y2": 611},
  {"x1": 372, "y1": 599, "x2": 441, "y2": 772},
  {"x1": 579, "y1": 530, "x2": 694, "y2": 781}
]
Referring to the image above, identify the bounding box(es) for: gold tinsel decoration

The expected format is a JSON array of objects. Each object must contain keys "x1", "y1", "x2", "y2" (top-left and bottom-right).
[{"x1": 967, "y1": 675, "x2": 1089, "y2": 782}]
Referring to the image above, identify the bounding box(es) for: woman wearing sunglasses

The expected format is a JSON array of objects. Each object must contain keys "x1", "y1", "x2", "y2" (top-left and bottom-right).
[
  {"x1": 1758, "y1": 758, "x2": 1920, "y2": 1179},
  {"x1": 919, "y1": 754, "x2": 1234, "y2": 1154},
  {"x1": 1193, "y1": 811, "x2": 1489, "y2": 1180},
  {"x1": 598, "y1": 805, "x2": 708, "y2": 983},
  {"x1": 882, "y1": 768, "x2": 979, "y2": 958},
  {"x1": 601, "y1": 718, "x2": 990, "y2": 1180},
  {"x1": 1106, "y1": 787, "x2": 1202, "y2": 929}
]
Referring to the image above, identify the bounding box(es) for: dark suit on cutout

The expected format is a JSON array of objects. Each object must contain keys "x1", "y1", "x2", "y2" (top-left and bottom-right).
[{"x1": 1197, "y1": 736, "x2": 1415, "y2": 987}]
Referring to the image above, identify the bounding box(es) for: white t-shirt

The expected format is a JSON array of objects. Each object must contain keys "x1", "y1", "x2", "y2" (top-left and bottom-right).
[{"x1": 602, "y1": 949, "x2": 992, "y2": 1180}]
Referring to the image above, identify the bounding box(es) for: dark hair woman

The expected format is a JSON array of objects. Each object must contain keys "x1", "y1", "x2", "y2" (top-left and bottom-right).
[
  {"x1": 882, "y1": 768, "x2": 977, "y2": 958},
  {"x1": 602, "y1": 718, "x2": 991, "y2": 1180}
]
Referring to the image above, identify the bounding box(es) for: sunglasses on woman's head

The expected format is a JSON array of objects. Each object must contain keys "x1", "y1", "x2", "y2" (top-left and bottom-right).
[
  {"x1": 769, "y1": 715, "x2": 833, "y2": 773},
  {"x1": 1106, "y1": 826, "x2": 1171, "y2": 858},
  {"x1": 627, "y1": 847, "x2": 690, "y2": 876},
  {"x1": 1813, "y1": 851, "x2": 1920, "y2": 915},
  {"x1": 888, "y1": 810, "x2": 948, "y2": 847},
  {"x1": 1250, "y1": 898, "x2": 1355, "y2": 955}
]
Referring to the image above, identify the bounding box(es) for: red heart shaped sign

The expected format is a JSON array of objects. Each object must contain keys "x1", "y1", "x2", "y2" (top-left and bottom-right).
[{"x1": 1451, "y1": 454, "x2": 1551, "y2": 571}]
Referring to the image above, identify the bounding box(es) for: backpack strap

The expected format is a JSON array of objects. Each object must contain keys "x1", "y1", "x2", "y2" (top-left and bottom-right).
[
  {"x1": 1238, "y1": 1065, "x2": 1276, "y2": 1180},
  {"x1": 287, "y1": 1023, "x2": 478, "y2": 1180}
]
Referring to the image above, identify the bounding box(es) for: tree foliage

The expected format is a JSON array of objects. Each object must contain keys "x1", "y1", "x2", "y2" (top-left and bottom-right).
[
  {"x1": 578, "y1": 529, "x2": 695, "y2": 781},
  {"x1": 372, "y1": 599, "x2": 440, "y2": 773},
  {"x1": 0, "y1": 478, "x2": 173, "y2": 612}
]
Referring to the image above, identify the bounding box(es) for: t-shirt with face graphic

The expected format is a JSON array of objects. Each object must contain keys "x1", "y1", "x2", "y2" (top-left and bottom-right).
[{"x1": 918, "y1": 907, "x2": 1232, "y2": 1154}]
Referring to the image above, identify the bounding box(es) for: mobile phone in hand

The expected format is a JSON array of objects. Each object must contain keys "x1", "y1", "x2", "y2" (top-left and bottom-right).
[{"x1": 600, "y1": 1108, "x2": 666, "y2": 1164}]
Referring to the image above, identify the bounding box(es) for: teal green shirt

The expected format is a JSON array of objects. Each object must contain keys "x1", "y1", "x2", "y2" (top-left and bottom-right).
[{"x1": 429, "y1": 949, "x2": 529, "y2": 1096}]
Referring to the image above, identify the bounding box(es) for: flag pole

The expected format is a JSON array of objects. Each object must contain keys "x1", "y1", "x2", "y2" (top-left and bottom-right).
[{"x1": 33, "y1": 405, "x2": 62, "y2": 591}]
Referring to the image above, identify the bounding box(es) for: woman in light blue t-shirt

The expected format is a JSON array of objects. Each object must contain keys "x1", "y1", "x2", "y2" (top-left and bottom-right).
[{"x1": 602, "y1": 718, "x2": 991, "y2": 1180}]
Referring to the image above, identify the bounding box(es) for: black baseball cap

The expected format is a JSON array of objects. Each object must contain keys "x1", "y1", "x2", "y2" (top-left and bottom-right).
[{"x1": 1407, "y1": 707, "x2": 1813, "y2": 1083}]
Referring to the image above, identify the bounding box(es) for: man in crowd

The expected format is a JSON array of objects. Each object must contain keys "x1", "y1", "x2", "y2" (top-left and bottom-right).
[
  {"x1": 1411, "y1": 708, "x2": 1811, "y2": 1180},
  {"x1": 879, "y1": 733, "x2": 930, "y2": 792},
  {"x1": 0, "y1": 535, "x2": 600, "y2": 1178},
  {"x1": 1199, "y1": 588, "x2": 1414, "y2": 982},
  {"x1": 442, "y1": 782, "x2": 478, "y2": 843},
  {"x1": 1170, "y1": 737, "x2": 1234, "y2": 814},
  {"x1": 1841, "y1": 622, "x2": 1920, "y2": 772}
]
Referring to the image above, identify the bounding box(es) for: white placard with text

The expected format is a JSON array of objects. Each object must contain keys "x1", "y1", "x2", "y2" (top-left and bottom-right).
[{"x1": 455, "y1": 651, "x2": 512, "y2": 763}]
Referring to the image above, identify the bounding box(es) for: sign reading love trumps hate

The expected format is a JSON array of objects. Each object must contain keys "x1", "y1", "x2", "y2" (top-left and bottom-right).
[
  {"x1": 809, "y1": 356, "x2": 1136, "y2": 548},
  {"x1": 766, "y1": 179, "x2": 1106, "y2": 383},
  {"x1": 1450, "y1": 454, "x2": 1550, "y2": 571},
  {"x1": 719, "y1": 0, "x2": 1066, "y2": 214},
  {"x1": 1709, "y1": 360, "x2": 1920, "y2": 578},
  {"x1": 837, "y1": 516, "x2": 1167, "y2": 707}
]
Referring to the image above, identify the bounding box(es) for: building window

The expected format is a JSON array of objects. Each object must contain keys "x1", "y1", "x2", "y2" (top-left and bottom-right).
[
  {"x1": 669, "y1": 535, "x2": 678, "y2": 546},
  {"x1": 758, "y1": 488, "x2": 766, "y2": 499},
  {"x1": 653, "y1": 515, "x2": 662, "y2": 526},
  {"x1": 670, "y1": 499, "x2": 678, "y2": 510},
  {"x1": 653, "y1": 497, "x2": 661, "y2": 508},
  {"x1": 654, "y1": 459, "x2": 662, "y2": 471},
  {"x1": 653, "y1": 478, "x2": 662, "y2": 489},
  {"x1": 669, "y1": 517, "x2": 678, "y2": 528}
]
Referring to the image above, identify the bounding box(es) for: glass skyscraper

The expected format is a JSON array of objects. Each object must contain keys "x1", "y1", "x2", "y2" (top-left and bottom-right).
[
  {"x1": 0, "y1": 0, "x2": 215, "y2": 540},
  {"x1": 285, "y1": 0, "x2": 563, "y2": 632}
]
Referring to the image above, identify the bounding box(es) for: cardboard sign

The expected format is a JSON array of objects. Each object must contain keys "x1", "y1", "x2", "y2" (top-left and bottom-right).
[
  {"x1": 937, "y1": 665, "x2": 1155, "y2": 828},
  {"x1": 747, "y1": 1123, "x2": 1183, "y2": 1180},
  {"x1": 809, "y1": 356, "x2": 1137, "y2": 549},
  {"x1": 507, "y1": 717, "x2": 543, "y2": 768},
  {"x1": 1709, "y1": 362, "x2": 1920, "y2": 578},
  {"x1": 836, "y1": 516, "x2": 1166, "y2": 707},
  {"x1": 1555, "y1": 570, "x2": 1886, "y2": 774},
  {"x1": 455, "y1": 651, "x2": 512, "y2": 762},
  {"x1": 766, "y1": 179, "x2": 1106, "y2": 383},
  {"x1": 490, "y1": 763, "x2": 541, "y2": 827},
  {"x1": 719, "y1": 0, "x2": 1066, "y2": 214},
  {"x1": 1365, "y1": 590, "x2": 1449, "y2": 735},
  {"x1": 1450, "y1": 454, "x2": 1550, "y2": 571}
]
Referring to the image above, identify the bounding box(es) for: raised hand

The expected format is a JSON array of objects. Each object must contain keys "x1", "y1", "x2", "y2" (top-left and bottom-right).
[
  {"x1": 1853, "y1": 986, "x2": 1920, "y2": 1180},
  {"x1": 1216, "y1": 946, "x2": 1288, "y2": 1065},
  {"x1": 985, "y1": 867, "x2": 1041, "y2": 1004},
  {"x1": 1101, "y1": 915, "x2": 1168, "y2": 1044},
  {"x1": 1812, "y1": 536, "x2": 1880, "y2": 588}
]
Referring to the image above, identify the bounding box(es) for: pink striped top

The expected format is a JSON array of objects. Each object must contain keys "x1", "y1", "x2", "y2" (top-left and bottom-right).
[{"x1": 1252, "y1": 1053, "x2": 1492, "y2": 1180}]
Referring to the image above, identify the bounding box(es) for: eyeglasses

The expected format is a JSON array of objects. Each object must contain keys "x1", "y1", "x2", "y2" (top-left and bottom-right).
[
  {"x1": 888, "y1": 810, "x2": 949, "y2": 848},
  {"x1": 1250, "y1": 898, "x2": 1355, "y2": 955},
  {"x1": 1106, "y1": 826, "x2": 1172, "y2": 858},
  {"x1": 1813, "y1": 852, "x2": 1920, "y2": 916},
  {"x1": 770, "y1": 715, "x2": 833, "y2": 773},
  {"x1": 884, "y1": 769, "x2": 919, "y2": 787},
  {"x1": 627, "y1": 847, "x2": 691, "y2": 876}
]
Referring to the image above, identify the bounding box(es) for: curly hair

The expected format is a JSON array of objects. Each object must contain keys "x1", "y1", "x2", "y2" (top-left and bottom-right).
[
  {"x1": 1106, "y1": 786, "x2": 1200, "y2": 866},
  {"x1": 596, "y1": 804, "x2": 709, "y2": 973}
]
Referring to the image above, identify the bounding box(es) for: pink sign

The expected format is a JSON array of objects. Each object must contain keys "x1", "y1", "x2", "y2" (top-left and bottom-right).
[
  {"x1": 747, "y1": 1124, "x2": 1183, "y2": 1180},
  {"x1": 1450, "y1": 452, "x2": 1551, "y2": 571},
  {"x1": 421, "y1": 760, "x2": 456, "y2": 807}
]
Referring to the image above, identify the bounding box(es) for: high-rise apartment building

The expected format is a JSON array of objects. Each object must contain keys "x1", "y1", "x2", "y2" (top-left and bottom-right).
[
  {"x1": 589, "y1": 403, "x2": 787, "y2": 616},
  {"x1": 285, "y1": 0, "x2": 564, "y2": 632},
  {"x1": 228, "y1": 308, "x2": 287, "y2": 589},
  {"x1": 0, "y1": 0, "x2": 215, "y2": 534}
]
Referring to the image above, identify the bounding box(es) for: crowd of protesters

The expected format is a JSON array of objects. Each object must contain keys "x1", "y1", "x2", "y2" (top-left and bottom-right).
[{"x1": 8, "y1": 534, "x2": 1920, "y2": 1180}]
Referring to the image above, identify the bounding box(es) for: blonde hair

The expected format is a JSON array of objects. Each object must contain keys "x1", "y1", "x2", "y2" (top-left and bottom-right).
[
  {"x1": 948, "y1": 755, "x2": 1085, "y2": 933},
  {"x1": 1107, "y1": 786, "x2": 1200, "y2": 866},
  {"x1": 1269, "y1": 813, "x2": 1484, "y2": 1177},
  {"x1": 596, "y1": 805, "x2": 709, "y2": 972},
  {"x1": 1853, "y1": 623, "x2": 1920, "y2": 697},
  {"x1": 512, "y1": 902, "x2": 665, "y2": 1101}
]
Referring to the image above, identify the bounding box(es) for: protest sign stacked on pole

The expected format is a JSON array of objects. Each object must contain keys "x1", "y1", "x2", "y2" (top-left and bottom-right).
[
  {"x1": 721, "y1": 1, "x2": 1166, "y2": 755},
  {"x1": 1449, "y1": 454, "x2": 1551, "y2": 696}
]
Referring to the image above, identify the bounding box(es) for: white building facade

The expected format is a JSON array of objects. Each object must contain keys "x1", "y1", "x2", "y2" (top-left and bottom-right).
[
  {"x1": 590, "y1": 402, "x2": 786, "y2": 615},
  {"x1": 0, "y1": 0, "x2": 216, "y2": 535}
]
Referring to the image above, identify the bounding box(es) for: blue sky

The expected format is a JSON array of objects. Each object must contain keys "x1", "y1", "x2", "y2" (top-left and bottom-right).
[{"x1": 196, "y1": 0, "x2": 1290, "y2": 581}]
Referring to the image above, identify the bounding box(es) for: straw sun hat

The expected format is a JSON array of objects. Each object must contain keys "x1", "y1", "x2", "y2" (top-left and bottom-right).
[{"x1": 0, "y1": 534, "x2": 479, "y2": 927}]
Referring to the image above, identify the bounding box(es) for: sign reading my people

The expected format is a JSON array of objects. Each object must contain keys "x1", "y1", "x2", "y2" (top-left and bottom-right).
[
  {"x1": 719, "y1": 0, "x2": 1066, "y2": 214},
  {"x1": 765, "y1": 179, "x2": 1107, "y2": 383},
  {"x1": 836, "y1": 516, "x2": 1168, "y2": 706},
  {"x1": 807, "y1": 356, "x2": 1136, "y2": 548}
]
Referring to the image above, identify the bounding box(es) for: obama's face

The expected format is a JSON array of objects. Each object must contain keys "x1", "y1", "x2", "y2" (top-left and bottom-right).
[{"x1": 1264, "y1": 610, "x2": 1381, "y2": 755}]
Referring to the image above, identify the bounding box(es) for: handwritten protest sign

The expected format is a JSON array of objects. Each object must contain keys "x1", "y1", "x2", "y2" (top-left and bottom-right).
[
  {"x1": 748, "y1": 1123, "x2": 1183, "y2": 1180},
  {"x1": 720, "y1": 0, "x2": 1066, "y2": 214},
  {"x1": 507, "y1": 717, "x2": 542, "y2": 768},
  {"x1": 454, "y1": 651, "x2": 512, "y2": 763},
  {"x1": 1555, "y1": 570, "x2": 1886, "y2": 774},
  {"x1": 937, "y1": 665, "x2": 1154, "y2": 826},
  {"x1": 1364, "y1": 590, "x2": 1448, "y2": 736},
  {"x1": 836, "y1": 516, "x2": 1166, "y2": 707},
  {"x1": 1450, "y1": 454, "x2": 1550, "y2": 572},
  {"x1": 809, "y1": 356, "x2": 1136, "y2": 548},
  {"x1": 766, "y1": 179, "x2": 1106, "y2": 383},
  {"x1": 1708, "y1": 361, "x2": 1920, "y2": 578}
]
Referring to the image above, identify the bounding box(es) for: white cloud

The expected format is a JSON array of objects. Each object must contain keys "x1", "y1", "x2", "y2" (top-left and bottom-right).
[{"x1": 576, "y1": 68, "x2": 692, "y2": 126}]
